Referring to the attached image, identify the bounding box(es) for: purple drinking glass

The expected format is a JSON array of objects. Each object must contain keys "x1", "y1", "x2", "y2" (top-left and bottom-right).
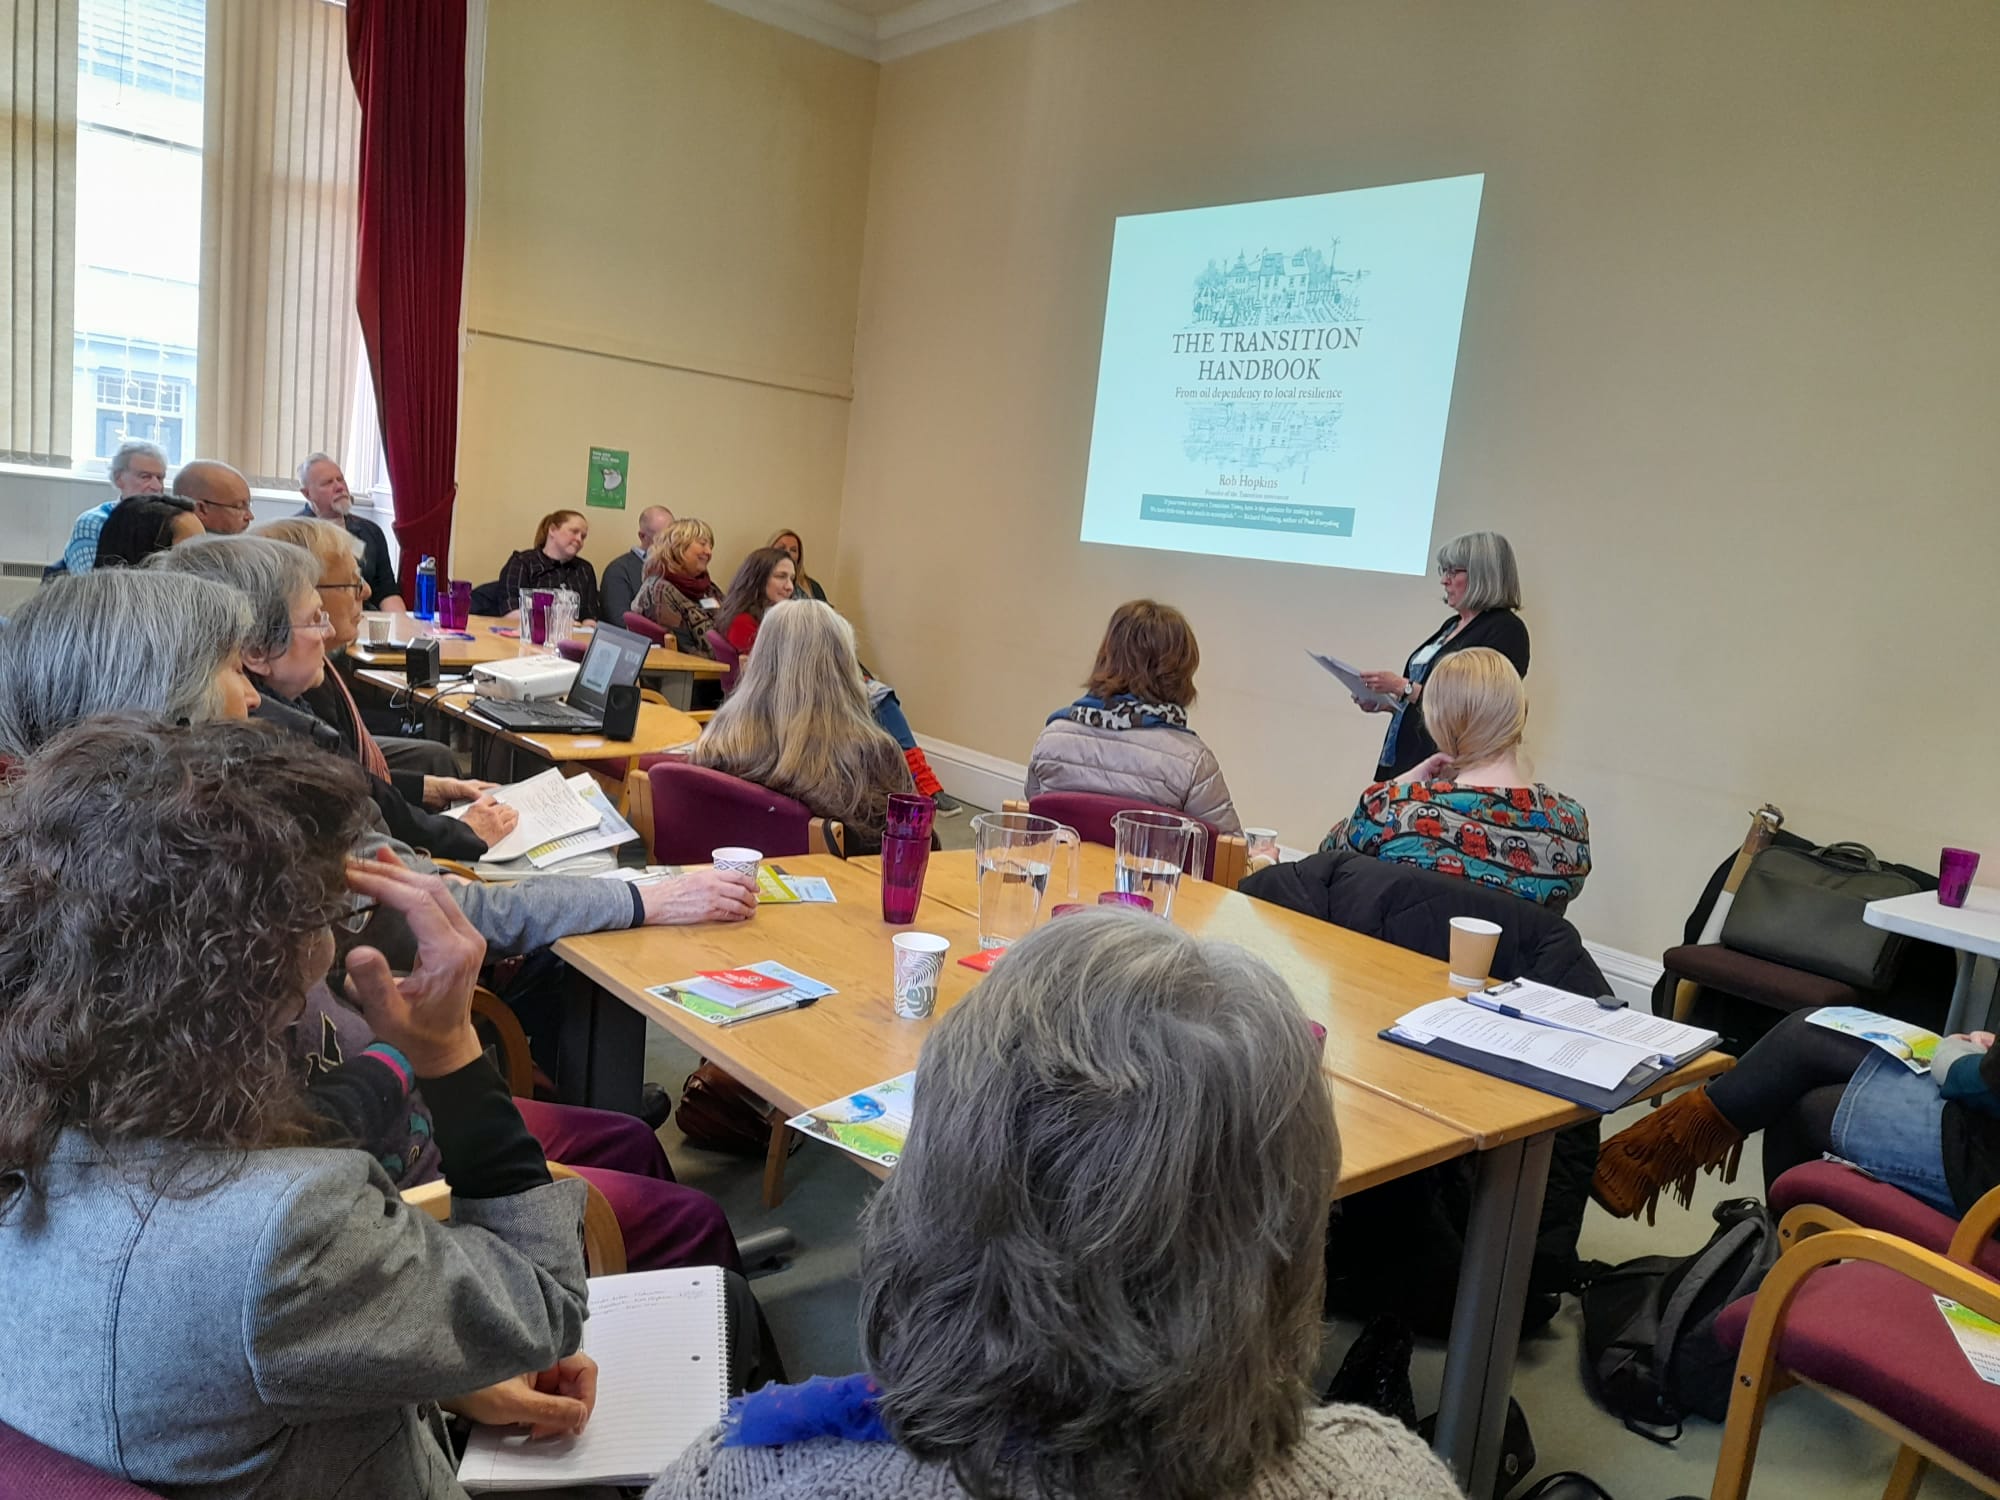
[
  {"x1": 885, "y1": 792, "x2": 936, "y2": 843},
  {"x1": 881, "y1": 832, "x2": 932, "y2": 924},
  {"x1": 440, "y1": 579, "x2": 471, "y2": 631},
  {"x1": 1049, "y1": 903, "x2": 1087, "y2": 920},
  {"x1": 527, "y1": 589, "x2": 554, "y2": 646},
  {"x1": 1940, "y1": 847, "x2": 1981, "y2": 909},
  {"x1": 1098, "y1": 891, "x2": 1155, "y2": 913}
]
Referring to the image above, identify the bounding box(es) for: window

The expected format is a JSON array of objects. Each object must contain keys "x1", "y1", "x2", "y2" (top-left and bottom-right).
[{"x1": 69, "y1": 0, "x2": 204, "y2": 471}]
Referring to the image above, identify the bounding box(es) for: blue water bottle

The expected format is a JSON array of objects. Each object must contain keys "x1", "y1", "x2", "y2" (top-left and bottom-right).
[{"x1": 414, "y1": 555, "x2": 437, "y2": 620}]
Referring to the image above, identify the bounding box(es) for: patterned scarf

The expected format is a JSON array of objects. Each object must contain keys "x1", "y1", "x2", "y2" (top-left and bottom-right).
[{"x1": 1050, "y1": 694, "x2": 1191, "y2": 733}]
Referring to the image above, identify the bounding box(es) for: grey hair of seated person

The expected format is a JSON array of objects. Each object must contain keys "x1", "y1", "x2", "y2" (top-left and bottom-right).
[
  {"x1": 152, "y1": 534, "x2": 321, "y2": 658},
  {"x1": 0, "y1": 571, "x2": 254, "y2": 758},
  {"x1": 858, "y1": 907, "x2": 1341, "y2": 1500}
]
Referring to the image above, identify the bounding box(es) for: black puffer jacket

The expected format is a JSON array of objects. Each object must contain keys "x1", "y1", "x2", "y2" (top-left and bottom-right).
[{"x1": 1241, "y1": 849, "x2": 1605, "y2": 1335}]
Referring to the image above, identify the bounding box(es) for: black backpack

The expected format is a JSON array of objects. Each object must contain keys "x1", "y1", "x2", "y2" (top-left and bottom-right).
[{"x1": 1581, "y1": 1197, "x2": 1778, "y2": 1439}]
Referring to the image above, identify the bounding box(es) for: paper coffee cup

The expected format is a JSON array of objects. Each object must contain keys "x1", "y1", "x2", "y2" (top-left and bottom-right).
[
  {"x1": 892, "y1": 931, "x2": 950, "y2": 1019},
  {"x1": 1448, "y1": 916, "x2": 1503, "y2": 989},
  {"x1": 362, "y1": 615, "x2": 392, "y2": 644},
  {"x1": 712, "y1": 846, "x2": 763, "y2": 878}
]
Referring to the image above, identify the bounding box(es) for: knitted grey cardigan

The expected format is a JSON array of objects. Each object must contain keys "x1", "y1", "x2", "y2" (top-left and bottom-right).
[{"x1": 647, "y1": 1403, "x2": 1464, "y2": 1500}]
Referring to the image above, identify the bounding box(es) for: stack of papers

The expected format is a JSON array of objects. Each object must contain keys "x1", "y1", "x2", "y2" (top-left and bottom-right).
[
  {"x1": 788, "y1": 1072, "x2": 915, "y2": 1168},
  {"x1": 755, "y1": 867, "x2": 836, "y2": 903},
  {"x1": 647, "y1": 961, "x2": 837, "y2": 1026},
  {"x1": 452, "y1": 768, "x2": 602, "y2": 864},
  {"x1": 1384, "y1": 980, "x2": 1720, "y2": 1111},
  {"x1": 1308, "y1": 649, "x2": 1399, "y2": 710}
]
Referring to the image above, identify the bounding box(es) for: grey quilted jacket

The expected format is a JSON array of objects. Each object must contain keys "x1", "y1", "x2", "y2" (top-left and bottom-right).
[{"x1": 1024, "y1": 717, "x2": 1242, "y2": 834}]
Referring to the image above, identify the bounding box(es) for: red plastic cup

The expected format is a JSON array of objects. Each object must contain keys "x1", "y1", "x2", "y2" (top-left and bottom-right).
[
  {"x1": 885, "y1": 792, "x2": 936, "y2": 843},
  {"x1": 1097, "y1": 891, "x2": 1154, "y2": 913},
  {"x1": 1940, "y1": 847, "x2": 1981, "y2": 909},
  {"x1": 1049, "y1": 903, "x2": 1087, "y2": 919}
]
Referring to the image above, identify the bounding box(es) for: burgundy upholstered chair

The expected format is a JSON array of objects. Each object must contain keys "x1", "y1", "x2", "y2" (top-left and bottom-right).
[
  {"x1": 621, "y1": 610, "x2": 668, "y2": 646},
  {"x1": 0, "y1": 1422, "x2": 163, "y2": 1499},
  {"x1": 704, "y1": 629, "x2": 744, "y2": 694},
  {"x1": 1012, "y1": 790, "x2": 1244, "y2": 886},
  {"x1": 1709, "y1": 1170, "x2": 2000, "y2": 1498},
  {"x1": 628, "y1": 760, "x2": 822, "y2": 865}
]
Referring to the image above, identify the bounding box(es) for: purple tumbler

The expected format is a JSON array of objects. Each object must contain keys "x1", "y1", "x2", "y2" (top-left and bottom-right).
[
  {"x1": 440, "y1": 579, "x2": 471, "y2": 631},
  {"x1": 527, "y1": 589, "x2": 554, "y2": 646},
  {"x1": 1940, "y1": 847, "x2": 1981, "y2": 909},
  {"x1": 881, "y1": 793, "x2": 937, "y2": 924}
]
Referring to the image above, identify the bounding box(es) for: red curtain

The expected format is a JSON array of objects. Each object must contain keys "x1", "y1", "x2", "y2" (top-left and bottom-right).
[{"x1": 347, "y1": 0, "x2": 467, "y2": 595}]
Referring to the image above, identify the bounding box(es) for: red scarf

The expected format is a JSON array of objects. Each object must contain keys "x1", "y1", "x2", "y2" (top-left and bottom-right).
[{"x1": 666, "y1": 569, "x2": 715, "y2": 602}]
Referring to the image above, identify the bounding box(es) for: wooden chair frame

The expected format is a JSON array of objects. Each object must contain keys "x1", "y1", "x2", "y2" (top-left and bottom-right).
[
  {"x1": 1711, "y1": 1182, "x2": 2000, "y2": 1500},
  {"x1": 471, "y1": 986, "x2": 535, "y2": 1097},
  {"x1": 402, "y1": 1162, "x2": 627, "y2": 1276},
  {"x1": 1003, "y1": 798, "x2": 1250, "y2": 891}
]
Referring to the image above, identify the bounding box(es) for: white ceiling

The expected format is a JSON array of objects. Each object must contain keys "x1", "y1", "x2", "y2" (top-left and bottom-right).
[{"x1": 705, "y1": 0, "x2": 1083, "y2": 62}]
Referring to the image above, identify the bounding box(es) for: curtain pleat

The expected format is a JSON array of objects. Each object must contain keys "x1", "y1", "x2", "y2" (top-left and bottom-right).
[
  {"x1": 1, "y1": 0, "x2": 76, "y2": 465},
  {"x1": 198, "y1": 0, "x2": 359, "y2": 489}
]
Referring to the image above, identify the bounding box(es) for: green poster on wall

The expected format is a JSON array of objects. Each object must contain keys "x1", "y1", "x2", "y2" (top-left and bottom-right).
[{"x1": 585, "y1": 447, "x2": 629, "y2": 509}]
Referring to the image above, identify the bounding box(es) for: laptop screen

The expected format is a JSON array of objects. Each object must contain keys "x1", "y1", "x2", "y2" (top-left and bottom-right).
[{"x1": 566, "y1": 623, "x2": 650, "y2": 714}]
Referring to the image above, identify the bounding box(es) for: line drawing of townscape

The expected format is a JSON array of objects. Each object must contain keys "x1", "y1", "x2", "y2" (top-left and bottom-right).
[
  {"x1": 1184, "y1": 402, "x2": 1341, "y2": 480},
  {"x1": 1191, "y1": 241, "x2": 1369, "y2": 327}
]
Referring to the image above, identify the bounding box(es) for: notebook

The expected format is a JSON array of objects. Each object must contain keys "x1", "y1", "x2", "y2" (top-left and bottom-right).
[{"x1": 457, "y1": 1267, "x2": 730, "y2": 1491}]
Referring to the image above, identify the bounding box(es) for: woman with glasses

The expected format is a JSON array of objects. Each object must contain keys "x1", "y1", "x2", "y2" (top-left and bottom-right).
[
  {"x1": 156, "y1": 535, "x2": 516, "y2": 860},
  {"x1": 1354, "y1": 530, "x2": 1530, "y2": 781}
]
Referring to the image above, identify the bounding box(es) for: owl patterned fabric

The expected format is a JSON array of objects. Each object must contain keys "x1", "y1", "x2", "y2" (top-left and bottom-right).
[{"x1": 1322, "y1": 779, "x2": 1591, "y2": 907}]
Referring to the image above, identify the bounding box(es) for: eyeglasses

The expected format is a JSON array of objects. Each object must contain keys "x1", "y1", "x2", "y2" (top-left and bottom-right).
[
  {"x1": 317, "y1": 580, "x2": 366, "y2": 597},
  {"x1": 290, "y1": 609, "x2": 334, "y2": 636},
  {"x1": 195, "y1": 497, "x2": 251, "y2": 513},
  {"x1": 1438, "y1": 566, "x2": 1468, "y2": 581}
]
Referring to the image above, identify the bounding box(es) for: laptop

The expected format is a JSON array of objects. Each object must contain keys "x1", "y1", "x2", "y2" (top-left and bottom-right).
[{"x1": 471, "y1": 623, "x2": 651, "y2": 733}]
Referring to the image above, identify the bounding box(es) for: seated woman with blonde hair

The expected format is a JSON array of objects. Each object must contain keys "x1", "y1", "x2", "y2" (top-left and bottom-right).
[
  {"x1": 687, "y1": 598, "x2": 915, "y2": 854},
  {"x1": 1322, "y1": 646, "x2": 1589, "y2": 907},
  {"x1": 1025, "y1": 599, "x2": 1241, "y2": 834}
]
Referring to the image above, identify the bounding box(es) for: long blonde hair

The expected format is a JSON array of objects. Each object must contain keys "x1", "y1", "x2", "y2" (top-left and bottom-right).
[
  {"x1": 1423, "y1": 647, "x2": 1527, "y2": 767},
  {"x1": 688, "y1": 598, "x2": 911, "y2": 838},
  {"x1": 646, "y1": 517, "x2": 715, "y2": 581}
]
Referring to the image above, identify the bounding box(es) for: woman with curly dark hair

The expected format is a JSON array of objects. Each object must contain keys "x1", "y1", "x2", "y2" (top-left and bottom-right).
[{"x1": 0, "y1": 717, "x2": 593, "y2": 1498}]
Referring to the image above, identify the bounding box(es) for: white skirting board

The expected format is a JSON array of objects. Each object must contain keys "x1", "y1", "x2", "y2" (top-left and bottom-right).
[{"x1": 915, "y1": 731, "x2": 1667, "y2": 1009}]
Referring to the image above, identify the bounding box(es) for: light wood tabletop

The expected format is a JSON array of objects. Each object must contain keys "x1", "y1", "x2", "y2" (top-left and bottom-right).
[
  {"x1": 347, "y1": 614, "x2": 727, "y2": 679},
  {"x1": 551, "y1": 854, "x2": 1470, "y2": 1196},
  {"x1": 855, "y1": 844, "x2": 1729, "y2": 1149},
  {"x1": 353, "y1": 669, "x2": 702, "y2": 763}
]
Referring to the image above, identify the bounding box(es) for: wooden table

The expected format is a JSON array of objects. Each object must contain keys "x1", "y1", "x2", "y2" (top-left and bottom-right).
[
  {"x1": 347, "y1": 614, "x2": 727, "y2": 707},
  {"x1": 355, "y1": 668, "x2": 701, "y2": 781},
  {"x1": 552, "y1": 854, "x2": 1470, "y2": 1199},
  {"x1": 854, "y1": 843, "x2": 1729, "y2": 1496}
]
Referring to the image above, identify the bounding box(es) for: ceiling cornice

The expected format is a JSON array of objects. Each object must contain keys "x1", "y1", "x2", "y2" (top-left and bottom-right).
[{"x1": 705, "y1": 0, "x2": 1082, "y2": 63}]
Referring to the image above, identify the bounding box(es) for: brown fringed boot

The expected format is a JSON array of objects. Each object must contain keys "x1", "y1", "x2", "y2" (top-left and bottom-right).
[{"x1": 1591, "y1": 1087, "x2": 1745, "y2": 1224}]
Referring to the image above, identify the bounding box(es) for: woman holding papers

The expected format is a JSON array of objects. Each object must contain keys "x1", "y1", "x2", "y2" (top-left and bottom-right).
[
  {"x1": 1594, "y1": 1006, "x2": 2000, "y2": 1223},
  {"x1": 1025, "y1": 599, "x2": 1242, "y2": 834},
  {"x1": 1325, "y1": 647, "x2": 1588, "y2": 908},
  {"x1": 649, "y1": 910, "x2": 1462, "y2": 1500},
  {"x1": 157, "y1": 535, "x2": 516, "y2": 861},
  {"x1": 0, "y1": 719, "x2": 593, "y2": 1497},
  {"x1": 1354, "y1": 530, "x2": 1530, "y2": 780}
]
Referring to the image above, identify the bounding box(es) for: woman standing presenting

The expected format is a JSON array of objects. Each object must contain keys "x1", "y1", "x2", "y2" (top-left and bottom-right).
[{"x1": 1358, "y1": 530, "x2": 1529, "y2": 780}]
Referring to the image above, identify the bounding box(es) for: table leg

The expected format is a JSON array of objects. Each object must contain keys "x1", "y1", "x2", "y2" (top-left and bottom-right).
[
  {"x1": 556, "y1": 972, "x2": 647, "y2": 1113},
  {"x1": 1943, "y1": 950, "x2": 1981, "y2": 1035},
  {"x1": 1433, "y1": 1131, "x2": 1555, "y2": 1499}
]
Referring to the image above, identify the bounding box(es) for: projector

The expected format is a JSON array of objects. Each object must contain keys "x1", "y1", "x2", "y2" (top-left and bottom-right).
[{"x1": 470, "y1": 658, "x2": 578, "y2": 702}]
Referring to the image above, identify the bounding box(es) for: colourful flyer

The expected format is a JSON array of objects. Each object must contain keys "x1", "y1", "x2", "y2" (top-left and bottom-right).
[{"x1": 788, "y1": 1073, "x2": 916, "y2": 1168}]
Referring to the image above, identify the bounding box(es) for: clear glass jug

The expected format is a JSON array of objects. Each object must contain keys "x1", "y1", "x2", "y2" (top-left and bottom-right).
[
  {"x1": 1111, "y1": 809, "x2": 1207, "y2": 920},
  {"x1": 969, "y1": 811, "x2": 1080, "y2": 949}
]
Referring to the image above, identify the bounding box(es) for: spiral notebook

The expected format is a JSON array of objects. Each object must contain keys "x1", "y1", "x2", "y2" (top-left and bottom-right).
[{"x1": 457, "y1": 1267, "x2": 730, "y2": 1491}]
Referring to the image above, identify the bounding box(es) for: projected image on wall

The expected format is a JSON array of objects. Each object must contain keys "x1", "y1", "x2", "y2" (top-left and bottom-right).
[{"x1": 1078, "y1": 174, "x2": 1484, "y2": 576}]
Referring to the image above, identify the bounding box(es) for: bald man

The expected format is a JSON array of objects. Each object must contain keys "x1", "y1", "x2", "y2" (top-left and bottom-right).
[
  {"x1": 174, "y1": 459, "x2": 255, "y2": 536},
  {"x1": 600, "y1": 503, "x2": 674, "y2": 624}
]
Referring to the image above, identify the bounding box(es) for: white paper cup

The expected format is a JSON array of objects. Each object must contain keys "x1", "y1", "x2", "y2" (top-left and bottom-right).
[
  {"x1": 1448, "y1": 916, "x2": 1503, "y2": 988},
  {"x1": 712, "y1": 847, "x2": 763, "y2": 879},
  {"x1": 362, "y1": 615, "x2": 393, "y2": 644},
  {"x1": 892, "y1": 931, "x2": 950, "y2": 1019}
]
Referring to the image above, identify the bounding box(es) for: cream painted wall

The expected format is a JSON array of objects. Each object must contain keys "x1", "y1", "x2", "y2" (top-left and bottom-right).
[
  {"x1": 837, "y1": 0, "x2": 2000, "y2": 955},
  {"x1": 454, "y1": 0, "x2": 878, "y2": 584}
]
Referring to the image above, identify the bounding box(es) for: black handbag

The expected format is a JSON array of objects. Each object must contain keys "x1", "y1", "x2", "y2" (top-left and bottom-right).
[{"x1": 1719, "y1": 842, "x2": 1921, "y2": 991}]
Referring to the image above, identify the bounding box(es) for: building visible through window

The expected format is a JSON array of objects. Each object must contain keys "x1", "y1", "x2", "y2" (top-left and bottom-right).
[{"x1": 71, "y1": 0, "x2": 204, "y2": 469}]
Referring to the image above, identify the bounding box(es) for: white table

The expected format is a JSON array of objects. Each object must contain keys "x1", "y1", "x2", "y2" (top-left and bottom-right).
[{"x1": 1865, "y1": 885, "x2": 2000, "y2": 1033}]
